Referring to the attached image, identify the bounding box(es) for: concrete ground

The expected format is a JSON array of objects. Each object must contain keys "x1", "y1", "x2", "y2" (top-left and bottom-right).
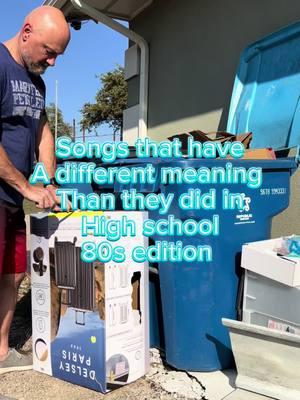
[
  {"x1": 0, "y1": 215, "x2": 272, "y2": 400},
  {"x1": 0, "y1": 396, "x2": 15, "y2": 400},
  {"x1": 224, "y1": 390, "x2": 273, "y2": 400},
  {"x1": 0, "y1": 349, "x2": 273, "y2": 400},
  {"x1": 0, "y1": 277, "x2": 273, "y2": 400}
]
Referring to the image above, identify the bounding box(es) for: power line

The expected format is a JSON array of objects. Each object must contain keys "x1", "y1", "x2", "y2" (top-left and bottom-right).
[
  {"x1": 75, "y1": 133, "x2": 121, "y2": 139},
  {"x1": 57, "y1": 133, "x2": 119, "y2": 138}
]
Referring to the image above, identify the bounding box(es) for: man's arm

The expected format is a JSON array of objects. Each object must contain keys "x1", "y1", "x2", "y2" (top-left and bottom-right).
[
  {"x1": 0, "y1": 143, "x2": 30, "y2": 194},
  {"x1": 0, "y1": 143, "x2": 57, "y2": 209},
  {"x1": 36, "y1": 114, "x2": 64, "y2": 211},
  {"x1": 36, "y1": 114, "x2": 56, "y2": 178}
]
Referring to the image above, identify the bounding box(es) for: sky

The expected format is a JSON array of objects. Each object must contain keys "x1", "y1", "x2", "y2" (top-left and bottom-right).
[{"x1": 0, "y1": 1, "x2": 128, "y2": 141}]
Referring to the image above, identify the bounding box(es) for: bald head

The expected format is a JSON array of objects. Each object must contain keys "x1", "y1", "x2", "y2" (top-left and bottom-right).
[
  {"x1": 24, "y1": 6, "x2": 70, "y2": 44},
  {"x1": 17, "y1": 6, "x2": 70, "y2": 75}
]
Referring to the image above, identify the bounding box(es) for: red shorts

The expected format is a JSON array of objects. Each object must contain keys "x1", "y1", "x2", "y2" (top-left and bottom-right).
[{"x1": 0, "y1": 200, "x2": 27, "y2": 275}]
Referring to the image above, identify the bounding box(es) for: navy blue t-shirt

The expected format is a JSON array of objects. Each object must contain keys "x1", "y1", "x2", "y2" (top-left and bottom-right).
[{"x1": 0, "y1": 43, "x2": 46, "y2": 205}]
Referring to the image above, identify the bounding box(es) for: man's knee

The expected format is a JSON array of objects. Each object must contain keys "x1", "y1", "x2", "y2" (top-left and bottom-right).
[
  {"x1": 0, "y1": 273, "x2": 25, "y2": 290},
  {"x1": 15, "y1": 272, "x2": 25, "y2": 288}
]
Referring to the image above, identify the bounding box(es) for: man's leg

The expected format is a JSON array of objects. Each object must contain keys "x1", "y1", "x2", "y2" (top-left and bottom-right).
[
  {"x1": 0, "y1": 204, "x2": 8, "y2": 360},
  {"x1": 0, "y1": 204, "x2": 32, "y2": 372},
  {"x1": 0, "y1": 273, "x2": 24, "y2": 360}
]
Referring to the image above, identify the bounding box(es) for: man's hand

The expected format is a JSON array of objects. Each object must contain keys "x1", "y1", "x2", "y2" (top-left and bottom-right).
[
  {"x1": 21, "y1": 183, "x2": 61, "y2": 211},
  {"x1": 45, "y1": 184, "x2": 72, "y2": 212}
]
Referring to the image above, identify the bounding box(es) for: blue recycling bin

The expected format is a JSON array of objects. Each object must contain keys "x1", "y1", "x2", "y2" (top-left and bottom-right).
[
  {"x1": 155, "y1": 157, "x2": 296, "y2": 370},
  {"x1": 154, "y1": 21, "x2": 300, "y2": 370},
  {"x1": 149, "y1": 266, "x2": 165, "y2": 350},
  {"x1": 57, "y1": 21, "x2": 299, "y2": 371},
  {"x1": 58, "y1": 157, "x2": 296, "y2": 371},
  {"x1": 90, "y1": 156, "x2": 294, "y2": 371}
]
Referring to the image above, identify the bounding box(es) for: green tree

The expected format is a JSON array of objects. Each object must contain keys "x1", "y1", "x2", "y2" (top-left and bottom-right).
[
  {"x1": 80, "y1": 66, "x2": 128, "y2": 135},
  {"x1": 46, "y1": 103, "x2": 72, "y2": 137}
]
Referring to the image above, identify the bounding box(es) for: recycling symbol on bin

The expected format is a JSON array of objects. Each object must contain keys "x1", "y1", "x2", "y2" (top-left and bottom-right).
[{"x1": 238, "y1": 194, "x2": 251, "y2": 212}]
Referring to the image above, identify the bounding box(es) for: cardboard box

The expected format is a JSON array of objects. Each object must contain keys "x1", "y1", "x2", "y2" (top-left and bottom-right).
[
  {"x1": 242, "y1": 148, "x2": 276, "y2": 159},
  {"x1": 241, "y1": 237, "x2": 300, "y2": 287},
  {"x1": 227, "y1": 148, "x2": 276, "y2": 159},
  {"x1": 30, "y1": 211, "x2": 149, "y2": 393}
]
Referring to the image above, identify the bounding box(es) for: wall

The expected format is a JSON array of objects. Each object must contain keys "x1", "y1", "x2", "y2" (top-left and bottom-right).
[
  {"x1": 130, "y1": 0, "x2": 300, "y2": 138},
  {"x1": 128, "y1": 0, "x2": 300, "y2": 236}
]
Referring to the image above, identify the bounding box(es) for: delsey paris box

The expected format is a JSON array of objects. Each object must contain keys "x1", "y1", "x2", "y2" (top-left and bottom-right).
[{"x1": 30, "y1": 211, "x2": 149, "y2": 393}]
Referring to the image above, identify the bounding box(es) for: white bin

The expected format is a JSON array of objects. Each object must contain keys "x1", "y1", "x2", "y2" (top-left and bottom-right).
[
  {"x1": 241, "y1": 238, "x2": 300, "y2": 287},
  {"x1": 243, "y1": 270, "x2": 300, "y2": 334},
  {"x1": 222, "y1": 318, "x2": 300, "y2": 400}
]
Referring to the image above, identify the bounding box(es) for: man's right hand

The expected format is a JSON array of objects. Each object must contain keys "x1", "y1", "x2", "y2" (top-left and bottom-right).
[{"x1": 21, "y1": 184, "x2": 60, "y2": 210}]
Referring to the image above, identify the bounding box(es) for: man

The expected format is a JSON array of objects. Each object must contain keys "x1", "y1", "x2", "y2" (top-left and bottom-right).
[{"x1": 0, "y1": 6, "x2": 70, "y2": 373}]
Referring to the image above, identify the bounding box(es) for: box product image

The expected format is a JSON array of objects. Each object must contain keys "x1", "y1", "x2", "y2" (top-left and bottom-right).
[{"x1": 30, "y1": 211, "x2": 149, "y2": 393}]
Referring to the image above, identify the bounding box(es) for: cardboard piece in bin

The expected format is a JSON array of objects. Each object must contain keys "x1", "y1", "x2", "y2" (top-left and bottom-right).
[
  {"x1": 227, "y1": 147, "x2": 276, "y2": 160},
  {"x1": 241, "y1": 148, "x2": 276, "y2": 159},
  {"x1": 167, "y1": 132, "x2": 192, "y2": 150},
  {"x1": 235, "y1": 132, "x2": 253, "y2": 149},
  {"x1": 204, "y1": 131, "x2": 236, "y2": 142},
  {"x1": 188, "y1": 130, "x2": 210, "y2": 142},
  {"x1": 167, "y1": 130, "x2": 253, "y2": 153}
]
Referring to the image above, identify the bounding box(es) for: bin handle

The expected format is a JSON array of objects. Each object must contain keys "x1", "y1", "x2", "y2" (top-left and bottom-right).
[{"x1": 296, "y1": 146, "x2": 300, "y2": 165}]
